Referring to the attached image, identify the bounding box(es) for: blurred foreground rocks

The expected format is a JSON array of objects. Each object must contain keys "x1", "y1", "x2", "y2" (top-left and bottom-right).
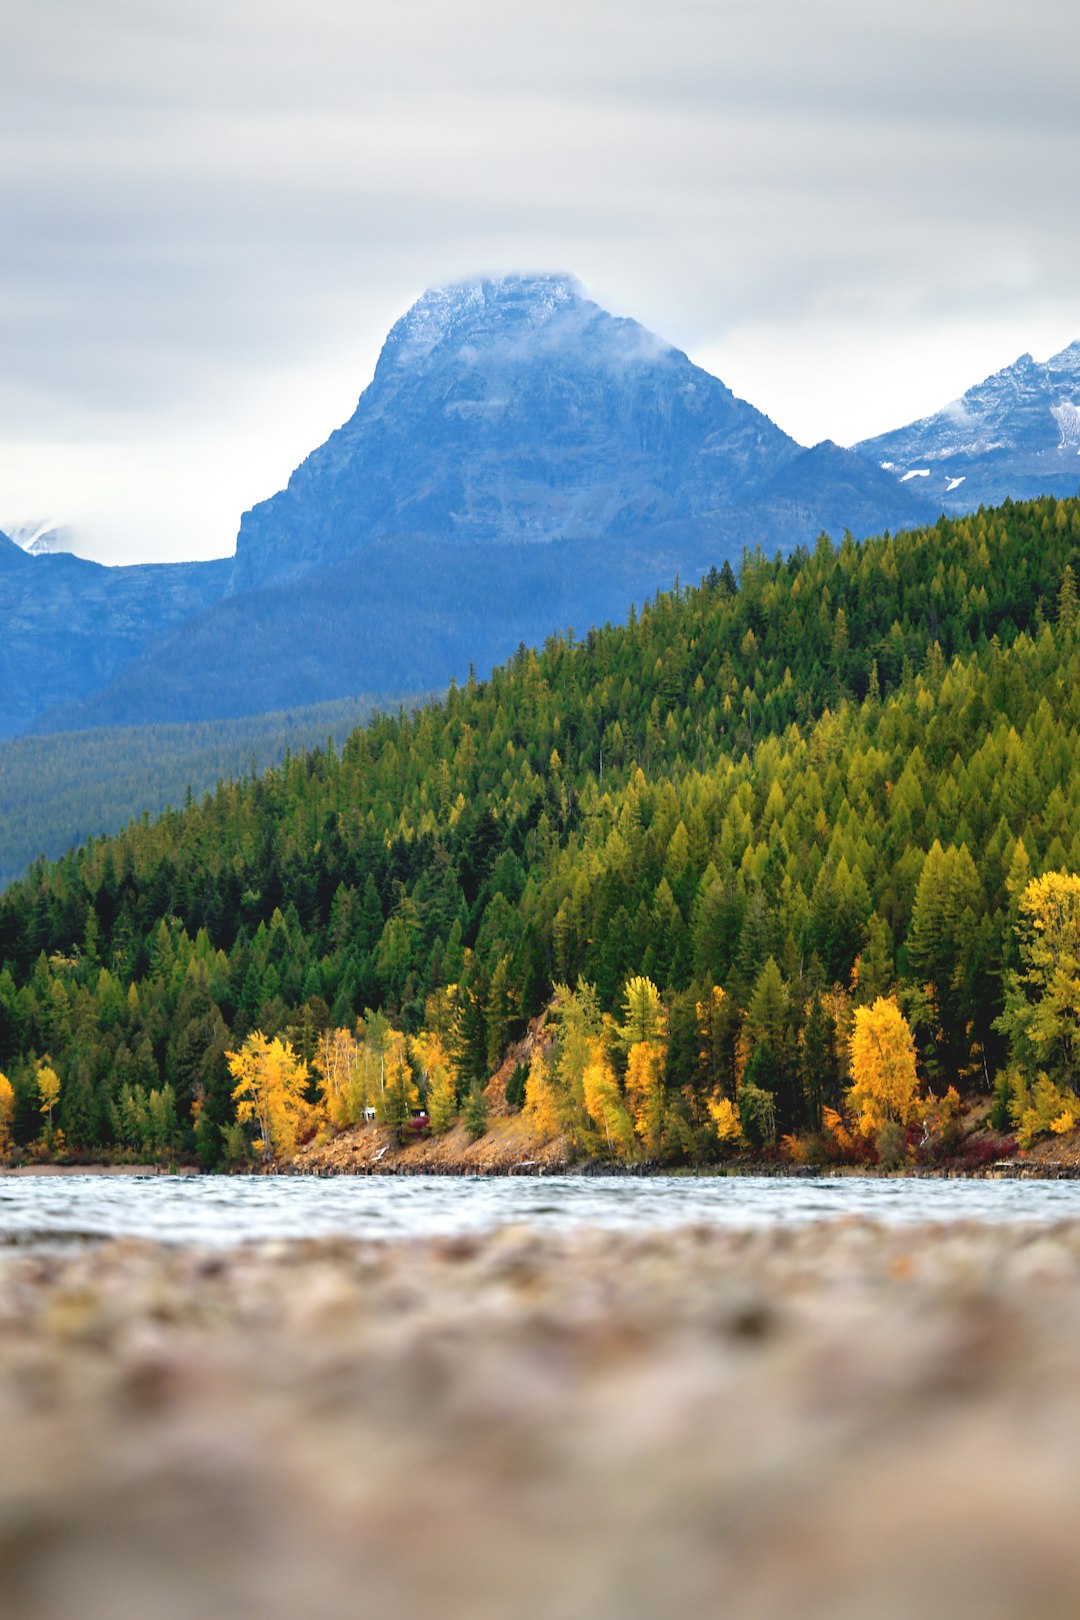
[{"x1": 2, "y1": 1220, "x2": 1080, "y2": 1618}]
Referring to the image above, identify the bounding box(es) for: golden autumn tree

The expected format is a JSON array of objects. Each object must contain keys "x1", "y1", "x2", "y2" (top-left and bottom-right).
[
  {"x1": 37, "y1": 1063, "x2": 61, "y2": 1134},
  {"x1": 524, "y1": 1048, "x2": 562, "y2": 1143},
  {"x1": 426, "y1": 1062, "x2": 458, "y2": 1135},
  {"x1": 0, "y1": 1071, "x2": 14, "y2": 1156},
  {"x1": 414, "y1": 1031, "x2": 456, "y2": 1133},
  {"x1": 380, "y1": 1029, "x2": 419, "y2": 1140},
  {"x1": 625, "y1": 1039, "x2": 666, "y2": 1156},
  {"x1": 708, "y1": 1094, "x2": 744, "y2": 1149},
  {"x1": 228, "y1": 1032, "x2": 310, "y2": 1161},
  {"x1": 999, "y1": 871, "x2": 1080, "y2": 1090},
  {"x1": 582, "y1": 1043, "x2": 636, "y2": 1160},
  {"x1": 312, "y1": 1026, "x2": 365, "y2": 1130},
  {"x1": 846, "y1": 997, "x2": 920, "y2": 1136}
]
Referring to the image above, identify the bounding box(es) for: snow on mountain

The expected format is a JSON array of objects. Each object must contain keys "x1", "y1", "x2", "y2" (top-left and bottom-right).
[
  {"x1": 855, "y1": 341, "x2": 1080, "y2": 511},
  {"x1": 2, "y1": 519, "x2": 77, "y2": 557}
]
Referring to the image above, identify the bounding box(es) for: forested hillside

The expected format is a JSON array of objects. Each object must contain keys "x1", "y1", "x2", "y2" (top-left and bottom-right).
[
  {"x1": 1, "y1": 495, "x2": 1079, "y2": 1167},
  {"x1": 0, "y1": 694, "x2": 424, "y2": 889}
]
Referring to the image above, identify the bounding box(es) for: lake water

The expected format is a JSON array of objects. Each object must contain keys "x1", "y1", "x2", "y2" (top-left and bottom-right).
[{"x1": 3, "y1": 1171, "x2": 1080, "y2": 1247}]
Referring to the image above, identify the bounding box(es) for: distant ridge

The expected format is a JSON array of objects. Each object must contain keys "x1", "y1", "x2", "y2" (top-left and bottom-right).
[{"x1": 855, "y1": 340, "x2": 1080, "y2": 510}]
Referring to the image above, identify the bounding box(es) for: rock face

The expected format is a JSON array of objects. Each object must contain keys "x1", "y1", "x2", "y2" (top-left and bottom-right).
[
  {"x1": 856, "y1": 341, "x2": 1080, "y2": 511},
  {"x1": 232, "y1": 274, "x2": 931, "y2": 593}
]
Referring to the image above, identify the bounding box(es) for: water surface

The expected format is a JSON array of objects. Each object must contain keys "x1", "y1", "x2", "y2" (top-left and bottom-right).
[{"x1": 2, "y1": 1171, "x2": 1080, "y2": 1248}]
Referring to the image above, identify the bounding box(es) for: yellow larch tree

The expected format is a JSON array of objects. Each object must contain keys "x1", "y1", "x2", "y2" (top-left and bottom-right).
[
  {"x1": 618, "y1": 976, "x2": 664, "y2": 1048},
  {"x1": 0, "y1": 1071, "x2": 14, "y2": 1156},
  {"x1": 426, "y1": 1061, "x2": 458, "y2": 1135},
  {"x1": 312, "y1": 1026, "x2": 365, "y2": 1130},
  {"x1": 37, "y1": 1063, "x2": 61, "y2": 1133},
  {"x1": 228, "y1": 1032, "x2": 310, "y2": 1161},
  {"x1": 846, "y1": 997, "x2": 920, "y2": 1136},
  {"x1": 1000, "y1": 871, "x2": 1080, "y2": 1089},
  {"x1": 524, "y1": 1048, "x2": 563, "y2": 1143},
  {"x1": 413, "y1": 1031, "x2": 456, "y2": 1133},
  {"x1": 380, "y1": 1029, "x2": 419, "y2": 1138},
  {"x1": 625, "y1": 1040, "x2": 666, "y2": 1156},
  {"x1": 582, "y1": 1043, "x2": 635, "y2": 1160},
  {"x1": 708, "y1": 1094, "x2": 744, "y2": 1149}
]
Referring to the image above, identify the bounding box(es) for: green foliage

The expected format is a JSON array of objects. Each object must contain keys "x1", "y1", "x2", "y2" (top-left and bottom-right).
[
  {"x1": 874, "y1": 1118, "x2": 908, "y2": 1170},
  {"x1": 0, "y1": 696, "x2": 417, "y2": 889},
  {"x1": 1008, "y1": 1071, "x2": 1077, "y2": 1149},
  {"x1": 463, "y1": 1083, "x2": 489, "y2": 1141},
  {"x1": 505, "y1": 1062, "x2": 529, "y2": 1111}
]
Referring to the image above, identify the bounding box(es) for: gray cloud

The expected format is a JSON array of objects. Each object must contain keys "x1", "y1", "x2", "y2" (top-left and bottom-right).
[{"x1": 3, "y1": 0, "x2": 1079, "y2": 560}]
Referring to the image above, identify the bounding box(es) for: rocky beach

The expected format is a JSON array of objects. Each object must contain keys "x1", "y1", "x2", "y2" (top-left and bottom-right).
[{"x1": 2, "y1": 1217, "x2": 1080, "y2": 1619}]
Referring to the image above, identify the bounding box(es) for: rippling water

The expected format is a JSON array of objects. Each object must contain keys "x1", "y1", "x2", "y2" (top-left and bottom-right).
[{"x1": 2, "y1": 1171, "x2": 1080, "y2": 1246}]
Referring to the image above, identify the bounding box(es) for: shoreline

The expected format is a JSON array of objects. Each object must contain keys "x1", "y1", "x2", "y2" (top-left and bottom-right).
[{"x1": 0, "y1": 1158, "x2": 1072, "y2": 1180}]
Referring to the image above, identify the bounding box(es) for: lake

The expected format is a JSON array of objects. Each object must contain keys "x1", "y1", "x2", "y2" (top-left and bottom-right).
[{"x1": 3, "y1": 1170, "x2": 1080, "y2": 1247}]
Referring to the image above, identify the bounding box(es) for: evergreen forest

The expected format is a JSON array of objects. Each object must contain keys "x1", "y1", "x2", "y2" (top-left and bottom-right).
[
  {"x1": 0, "y1": 694, "x2": 418, "y2": 888},
  {"x1": 2, "y1": 495, "x2": 1080, "y2": 1167}
]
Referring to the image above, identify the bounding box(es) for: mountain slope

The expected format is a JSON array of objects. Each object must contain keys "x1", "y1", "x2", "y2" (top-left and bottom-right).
[
  {"x1": 856, "y1": 341, "x2": 1080, "y2": 511},
  {"x1": 0, "y1": 693, "x2": 423, "y2": 889},
  {"x1": 1, "y1": 495, "x2": 1079, "y2": 1164},
  {"x1": 0, "y1": 552, "x2": 231, "y2": 738}
]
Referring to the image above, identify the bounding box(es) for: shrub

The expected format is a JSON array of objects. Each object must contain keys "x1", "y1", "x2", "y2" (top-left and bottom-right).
[{"x1": 505, "y1": 1062, "x2": 528, "y2": 1111}]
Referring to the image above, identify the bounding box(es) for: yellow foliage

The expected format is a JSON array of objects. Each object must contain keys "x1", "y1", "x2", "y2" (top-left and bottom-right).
[
  {"x1": 708, "y1": 1095, "x2": 744, "y2": 1147},
  {"x1": 625, "y1": 1040, "x2": 666, "y2": 1154},
  {"x1": 582, "y1": 1042, "x2": 636, "y2": 1160},
  {"x1": 781, "y1": 1133, "x2": 808, "y2": 1164},
  {"x1": 847, "y1": 997, "x2": 919, "y2": 1136},
  {"x1": 524, "y1": 1049, "x2": 562, "y2": 1143},
  {"x1": 37, "y1": 1063, "x2": 60, "y2": 1129},
  {"x1": 426, "y1": 1061, "x2": 458, "y2": 1134},
  {"x1": 619, "y1": 976, "x2": 664, "y2": 1048},
  {"x1": 1012, "y1": 872, "x2": 1080, "y2": 1084},
  {"x1": 312, "y1": 1026, "x2": 365, "y2": 1130},
  {"x1": 1009, "y1": 1071, "x2": 1078, "y2": 1148},
  {"x1": 228, "y1": 1031, "x2": 311, "y2": 1161},
  {"x1": 822, "y1": 1106, "x2": 856, "y2": 1157},
  {"x1": 0, "y1": 1071, "x2": 13, "y2": 1155},
  {"x1": 1050, "y1": 1111, "x2": 1075, "y2": 1135}
]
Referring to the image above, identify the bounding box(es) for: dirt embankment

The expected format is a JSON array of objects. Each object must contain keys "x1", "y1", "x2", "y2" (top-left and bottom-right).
[{"x1": 292, "y1": 1009, "x2": 570, "y2": 1177}]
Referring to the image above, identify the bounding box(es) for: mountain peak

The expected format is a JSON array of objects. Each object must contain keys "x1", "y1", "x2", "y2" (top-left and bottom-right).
[
  {"x1": 2, "y1": 518, "x2": 75, "y2": 557},
  {"x1": 377, "y1": 273, "x2": 590, "y2": 372},
  {"x1": 1048, "y1": 338, "x2": 1080, "y2": 372}
]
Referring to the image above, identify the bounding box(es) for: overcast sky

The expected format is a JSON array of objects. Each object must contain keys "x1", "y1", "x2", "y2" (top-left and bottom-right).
[{"x1": 4, "y1": 0, "x2": 1080, "y2": 564}]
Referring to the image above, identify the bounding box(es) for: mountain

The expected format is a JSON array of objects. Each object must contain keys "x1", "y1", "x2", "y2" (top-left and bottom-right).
[
  {"x1": 2, "y1": 518, "x2": 77, "y2": 557},
  {"x1": 232, "y1": 273, "x2": 931, "y2": 591},
  {"x1": 26, "y1": 275, "x2": 934, "y2": 734},
  {"x1": 855, "y1": 341, "x2": 1080, "y2": 511}
]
